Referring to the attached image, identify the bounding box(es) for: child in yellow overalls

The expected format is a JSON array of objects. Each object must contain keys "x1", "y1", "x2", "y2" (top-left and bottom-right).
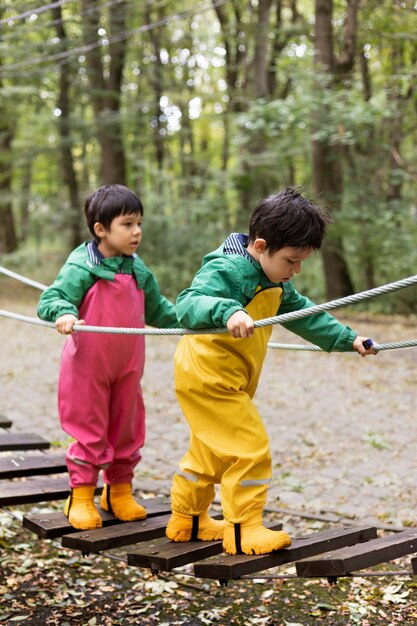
[{"x1": 166, "y1": 188, "x2": 378, "y2": 555}]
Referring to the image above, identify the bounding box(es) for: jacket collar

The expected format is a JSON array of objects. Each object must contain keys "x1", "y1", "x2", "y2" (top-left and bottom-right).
[
  {"x1": 223, "y1": 233, "x2": 256, "y2": 266},
  {"x1": 86, "y1": 240, "x2": 136, "y2": 265}
]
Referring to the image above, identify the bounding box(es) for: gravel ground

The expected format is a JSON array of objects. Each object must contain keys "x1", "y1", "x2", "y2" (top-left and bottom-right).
[{"x1": 1, "y1": 280, "x2": 416, "y2": 529}]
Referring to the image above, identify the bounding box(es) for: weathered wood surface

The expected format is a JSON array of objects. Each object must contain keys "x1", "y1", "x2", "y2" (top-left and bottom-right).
[
  {"x1": 0, "y1": 415, "x2": 12, "y2": 429},
  {"x1": 127, "y1": 521, "x2": 282, "y2": 572},
  {"x1": 193, "y1": 526, "x2": 377, "y2": 580},
  {"x1": 128, "y1": 537, "x2": 224, "y2": 572},
  {"x1": 0, "y1": 453, "x2": 67, "y2": 479},
  {"x1": 1, "y1": 424, "x2": 414, "y2": 582},
  {"x1": 61, "y1": 513, "x2": 172, "y2": 552},
  {"x1": 0, "y1": 477, "x2": 101, "y2": 506},
  {"x1": 295, "y1": 528, "x2": 417, "y2": 577},
  {"x1": 23, "y1": 498, "x2": 172, "y2": 539},
  {"x1": 0, "y1": 432, "x2": 50, "y2": 451}
]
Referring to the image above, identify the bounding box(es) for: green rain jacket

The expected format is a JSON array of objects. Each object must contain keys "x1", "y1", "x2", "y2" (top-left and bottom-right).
[
  {"x1": 176, "y1": 236, "x2": 357, "y2": 352},
  {"x1": 37, "y1": 242, "x2": 178, "y2": 328}
]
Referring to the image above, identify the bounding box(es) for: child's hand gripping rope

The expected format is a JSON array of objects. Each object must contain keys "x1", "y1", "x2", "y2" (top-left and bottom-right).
[{"x1": 355, "y1": 337, "x2": 379, "y2": 357}]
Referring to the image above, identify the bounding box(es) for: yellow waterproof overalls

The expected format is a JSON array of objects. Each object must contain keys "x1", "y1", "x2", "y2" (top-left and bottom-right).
[{"x1": 171, "y1": 285, "x2": 283, "y2": 524}]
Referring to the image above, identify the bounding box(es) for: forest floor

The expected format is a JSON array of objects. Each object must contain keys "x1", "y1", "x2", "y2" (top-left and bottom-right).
[{"x1": 1, "y1": 277, "x2": 417, "y2": 625}]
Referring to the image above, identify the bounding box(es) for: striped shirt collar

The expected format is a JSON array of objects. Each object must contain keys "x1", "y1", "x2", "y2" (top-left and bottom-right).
[
  {"x1": 223, "y1": 232, "x2": 256, "y2": 266},
  {"x1": 86, "y1": 241, "x2": 136, "y2": 265},
  {"x1": 223, "y1": 232, "x2": 273, "y2": 286},
  {"x1": 86, "y1": 241, "x2": 104, "y2": 265}
]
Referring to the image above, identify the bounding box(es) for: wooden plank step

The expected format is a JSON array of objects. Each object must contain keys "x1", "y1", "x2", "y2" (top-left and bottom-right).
[
  {"x1": 23, "y1": 498, "x2": 171, "y2": 539},
  {"x1": 193, "y1": 526, "x2": 377, "y2": 581},
  {"x1": 0, "y1": 432, "x2": 50, "y2": 451},
  {"x1": 0, "y1": 415, "x2": 12, "y2": 429},
  {"x1": 127, "y1": 521, "x2": 282, "y2": 573},
  {"x1": 0, "y1": 477, "x2": 100, "y2": 506},
  {"x1": 61, "y1": 513, "x2": 171, "y2": 553},
  {"x1": 128, "y1": 537, "x2": 223, "y2": 573},
  {"x1": 295, "y1": 528, "x2": 417, "y2": 578},
  {"x1": 0, "y1": 453, "x2": 67, "y2": 479}
]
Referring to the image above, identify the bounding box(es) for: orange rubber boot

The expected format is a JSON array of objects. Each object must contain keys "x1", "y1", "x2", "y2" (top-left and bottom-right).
[
  {"x1": 100, "y1": 483, "x2": 147, "y2": 521},
  {"x1": 64, "y1": 486, "x2": 102, "y2": 531},
  {"x1": 223, "y1": 517, "x2": 291, "y2": 555},
  {"x1": 166, "y1": 510, "x2": 225, "y2": 542}
]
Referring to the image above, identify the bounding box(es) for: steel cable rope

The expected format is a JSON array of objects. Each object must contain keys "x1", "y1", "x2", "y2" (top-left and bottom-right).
[
  {"x1": 0, "y1": 16, "x2": 415, "y2": 78},
  {"x1": 0, "y1": 3, "x2": 231, "y2": 82},
  {"x1": 0, "y1": 0, "x2": 76, "y2": 26},
  {"x1": 0, "y1": 0, "x2": 232, "y2": 75},
  {"x1": 4, "y1": 306, "x2": 416, "y2": 352},
  {"x1": 0, "y1": 265, "x2": 416, "y2": 351},
  {"x1": 2, "y1": 4, "x2": 416, "y2": 79},
  {"x1": 0, "y1": 265, "x2": 49, "y2": 291},
  {"x1": 0, "y1": 0, "x2": 128, "y2": 45}
]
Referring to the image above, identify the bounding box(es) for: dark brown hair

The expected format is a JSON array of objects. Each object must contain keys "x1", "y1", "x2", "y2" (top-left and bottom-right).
[
  {"x1": 248, "y1": 187, "x2": 330, "y2": 252},
  {"x1": 85, "y1": 184, "x2": 144, "y2": 239}
]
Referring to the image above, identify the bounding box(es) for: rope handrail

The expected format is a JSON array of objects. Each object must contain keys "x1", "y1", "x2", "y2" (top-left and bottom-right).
[
  {"x1": 0, "y1": 265, "x2": 416, "y2": 350},
  {"x1": 267, "y1": 339, "x2": 417, "y2": 351},
  {"x1": 0, "y1": 309, "x2": 415, "y2": 351},
  {"x1": 0, "y1": 265, "x2": 48, "y2": 291},
  {"x1": 253, "y1": 274, "x2": 417, "y2": 328}
]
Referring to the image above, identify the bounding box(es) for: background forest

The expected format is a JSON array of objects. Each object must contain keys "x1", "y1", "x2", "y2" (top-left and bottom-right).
[{"x1": 0, "y1": 0, "x2": 416, "y2": 312}]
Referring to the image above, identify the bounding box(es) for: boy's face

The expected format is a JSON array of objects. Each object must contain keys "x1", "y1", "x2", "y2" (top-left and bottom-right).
[
  {"x1": 94, "y1": 213, "x2": 143, "y2": 258},
  {"x1": 248, "y1": 240, "x2": 314, "y2": 283}
]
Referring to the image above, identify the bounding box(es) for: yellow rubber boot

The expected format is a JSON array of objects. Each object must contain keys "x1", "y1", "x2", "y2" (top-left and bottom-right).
[
  {"x1": 223, "y1": 518, "x2": 291, "y2": 555},
  {"x1": 64, "y1": 486, "x2": 102, "y2": 531},
  {"x1": 166, "y1": 511, "x2": 225, "y2": 542},
  {"x1": 100, "y1": 483, "x2": 147, "y2": 521}
]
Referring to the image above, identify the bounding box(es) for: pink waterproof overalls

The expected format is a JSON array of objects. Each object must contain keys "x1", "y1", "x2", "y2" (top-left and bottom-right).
[{"x1": 58, "y1": 274, "x2": 145, "y2": 487}]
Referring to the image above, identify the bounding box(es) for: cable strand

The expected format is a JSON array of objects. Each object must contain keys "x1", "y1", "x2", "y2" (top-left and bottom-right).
[{"x1": 1, "y1": 266, "x2": 416, "y2": 351}]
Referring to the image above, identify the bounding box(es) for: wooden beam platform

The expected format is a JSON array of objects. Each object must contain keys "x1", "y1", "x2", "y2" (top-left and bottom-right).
[
  {"x1": 127, "y1": 521, "x2": 282, "y2": 573},
  {"x1": 128, "y1": 537, "x2": 224, "y2": 573},
  {"x1": 0, "y1": 415, "x2": 12, "y2": 429},
  {"x1": 0, "y1": 453, "x2": 67, "y2": 479},
  {"x1": 193, "y1": 526, "x2": 377, "y2": 580},
  {"x1": 61, "y1": 513, "x2": 171, "y2": 553},
  {"x1": 0, "y1": 432, "x2": 50, "y2": 451},
  {"x1": 23, "y1": 498, "x2": 171, "y2": 539},
  {"x1": 1, "y1": 423, "x2": 413, "y2": 583},
  {"x1": 295, "y1": 528, "x2": 417, "y2": 578},
  {"x1": 0, "y1": 477, "x2": 101, "y2": 506}
]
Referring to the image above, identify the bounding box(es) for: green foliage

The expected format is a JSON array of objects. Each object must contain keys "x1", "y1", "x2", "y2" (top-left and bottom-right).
[
  {"x1": 0, "y1": 242, "x2": 68, "y2": 286},
  {"x1": 232, "y1": 66, "x2": 417, "y2": 313},
  {"x1": 139, "y1": 190, "x2": 232, "y2": 299},
  {"x1": 0, "y1": 0, "x2": 416, "y2": 312}
]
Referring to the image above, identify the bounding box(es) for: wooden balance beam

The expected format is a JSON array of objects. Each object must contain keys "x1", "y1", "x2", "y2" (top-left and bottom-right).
[{"x1": 3, "y1": 418, "x2": 417, "y2": 583}]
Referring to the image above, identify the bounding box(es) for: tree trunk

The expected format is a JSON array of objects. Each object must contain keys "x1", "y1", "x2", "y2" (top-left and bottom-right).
[
  {"x1": 312, "y1": 0, "x2": 357, "y2": 299},
  {"x1": 80, "y1": 0, "x2": 128, "y2": 184},
  {"x1": 212, "y1": 0, "x2": 247, "y2": 170},
  {"x1": 145, "y1": 1, "x2": 165, "y2": 193},
  {"x1": 0, "y1": 10, "x2": 17, "y2": 254},
  {"x1": 53, "y1": 4, "x2": 82, "y2": 248},
  {"x1": 386, "y1": 45, "x2": 409, "y2": 204},
  {"x1": 0, "y1": 122, "x2": 17, "y2": 254},
  {"x1": 357, "y1": 52, "x2": 376, "y2": 289},
  {"x1": 253, "y1": 0, "x2": 273, "y2": 98},
  {"x1": 19, "y1": 162, "x2": 32, "y2": 244}
]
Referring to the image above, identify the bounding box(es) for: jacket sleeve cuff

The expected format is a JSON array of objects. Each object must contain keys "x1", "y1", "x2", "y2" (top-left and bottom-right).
[
  {"x1": 221, "y1": 306, "x2": 247, "y2": 327},
  {"x1": 51, "y1": 307, "x2": 79, "y2": 323},
  {"x1": 334, "y1": 327, "x2": 357, "y2": 352}
]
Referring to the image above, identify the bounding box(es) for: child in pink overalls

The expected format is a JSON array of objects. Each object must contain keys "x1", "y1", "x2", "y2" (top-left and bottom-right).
[{"x1": 38, "y1": 184, "x2": 177, "y2": 530}]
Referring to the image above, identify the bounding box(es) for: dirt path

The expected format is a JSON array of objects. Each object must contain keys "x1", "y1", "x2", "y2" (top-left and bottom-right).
[{"x1": 1, "y1": 280, "x2": 416, "y2": 528}]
